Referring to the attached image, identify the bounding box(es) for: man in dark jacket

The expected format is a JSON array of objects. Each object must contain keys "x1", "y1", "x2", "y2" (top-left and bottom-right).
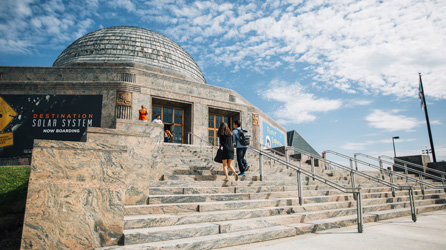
[{"x1": 232, "y1": 120, "x2": 249, "y2": 175}]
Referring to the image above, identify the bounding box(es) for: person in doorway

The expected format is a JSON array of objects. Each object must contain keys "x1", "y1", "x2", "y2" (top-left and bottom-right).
[
  {"x1": 152, "y1": 114, "x2": 162, "y2": 124},
  {"x1": 139, "y1": 105, "x2": 148, "y2": 122},
  {"x1": 217, "y1": 122, "x2": 238, "y2": 181},
  {"x1": 233, "y1": 120, "x2": 249, "y2": 176},
  {"x1": 164, "y1": 129, "x2": 172, "y2": 142}
]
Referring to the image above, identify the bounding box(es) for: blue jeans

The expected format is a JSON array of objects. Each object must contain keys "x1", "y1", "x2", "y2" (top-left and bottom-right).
[{"x1": 236, "y1": 147, "x2": 248, "y2": 173}]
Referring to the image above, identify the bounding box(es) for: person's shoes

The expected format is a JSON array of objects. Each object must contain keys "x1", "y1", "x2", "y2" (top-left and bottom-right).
[
  {"x1": 235, "y1": 174, "x2": 239, "y2": 181},
  {"x1": 224, "y1": 177, "x2": 229, "y2": 181},
  {"x1": 245, "y1": 164, "x2": 250, "y2": 171},
  {"x1": 239, "y1": 172, "x2": 245, "y2": 176}
]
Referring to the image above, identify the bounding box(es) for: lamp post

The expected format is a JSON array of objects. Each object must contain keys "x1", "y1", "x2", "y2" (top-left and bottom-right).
[{"x1": 392, "y1": 136, "x2": 400, "y2": 157}]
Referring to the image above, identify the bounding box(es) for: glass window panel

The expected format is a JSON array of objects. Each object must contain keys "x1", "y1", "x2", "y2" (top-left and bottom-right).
[
  {"x1": 208, "y1": 115, "x2": 214, "y2": 128},
  {"x1": 163, "y1": 107, "x2": 173, "y2": 123},
  {"x1": 152, "y1": 106, "x2": 162, "y2": 120},
  {"x1": 224, "y1": 116, "x2": 228, "y2": 124},
  {"x1": 208, "y1": 130, "x2": 214, "y2": 145},
  {"x1": 216, "y1": 116, "x2": 222, "y2": 129},
  {"x1": 175, "y1": 110, "x2": 183, "y2": 125}
]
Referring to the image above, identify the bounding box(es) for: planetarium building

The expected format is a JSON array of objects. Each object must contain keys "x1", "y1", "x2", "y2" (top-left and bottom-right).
[{"x1": 0, "y1": 26, "x2": 287, "y2": 158}]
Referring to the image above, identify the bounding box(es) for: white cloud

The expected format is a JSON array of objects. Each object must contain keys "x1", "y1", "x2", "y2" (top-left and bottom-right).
[
  {"x1": 344, "y1": 99, "x2": 373, "y2": 108},
  {"x1": 365, "y1": 109, "x2": 420, "y2": 132},
  {"x1": 0, "y1": 0, "x2": 95, "y2": 54},
  {"x1": 165, "y1": 1, "x2": 446, "y2": 100},
  {"x1": 260, "y1": 79, "x2": 342, "y2": 124},
  {"x1": 341, "y1": 138, "x2": 414, "y2": 151},
  {"x1": 1, "y1": 0, "x2": 446, "y2": 102}
]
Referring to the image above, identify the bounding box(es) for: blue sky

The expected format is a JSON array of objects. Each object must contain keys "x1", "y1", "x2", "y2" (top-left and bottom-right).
[{"x1": 1, "y1": 0, "x2": 445, "y2": 163}]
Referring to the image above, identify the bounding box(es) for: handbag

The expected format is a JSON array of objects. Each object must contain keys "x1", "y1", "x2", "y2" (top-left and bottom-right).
[{"x1": 214, "y1": 146, "x2": 223, "y2": 163}]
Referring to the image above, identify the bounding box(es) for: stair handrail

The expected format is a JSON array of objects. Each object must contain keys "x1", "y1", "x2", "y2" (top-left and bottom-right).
[
  {"x1": 354, "y1": 153, "x2": 446, "y2": 189},
  {"x1": 187, "y1": 132, "x2": 217, "y2": 159},
  {"x1": 291, "y1": 148, "x2": 417, "y2": 223},
  {"x1": 247, "y1": 146, "x2": 366, "y2": 233},
  {"x1": 296, "y1": 149, "x2": 415, "y2": 192},
  {"x1": 379, "y1": 155, "x2": 446, "y2": 182}
]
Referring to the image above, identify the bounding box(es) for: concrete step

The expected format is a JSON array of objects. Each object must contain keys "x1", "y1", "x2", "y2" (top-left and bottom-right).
[
  {"x1": 126, "y1": 192, "x2": 445, "y2": 216},
  {"x1": 147, "y1": 188, "x2": 442, "y2": 205},
  {"x1": 148, "y1": 185, "x2": 402, "y2": 196},
  {"x1": 121, "y1": 201, "x2": 446, "y2": 246},
  {"x1": 102, "y1": 225, "x2": 296, "y2": 250},
  {"x1": 125, "y1": 195, "x2": 445, "y2": 230}
]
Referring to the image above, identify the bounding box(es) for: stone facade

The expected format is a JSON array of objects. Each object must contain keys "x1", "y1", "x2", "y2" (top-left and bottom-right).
[{"x1": 0, "y1": 62, "x2": 286, "y2": 146}]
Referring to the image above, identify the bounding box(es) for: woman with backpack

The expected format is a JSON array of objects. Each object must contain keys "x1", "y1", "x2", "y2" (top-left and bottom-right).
[{"x1": 217, "y1": 122, "x2": 238, "y2": 181}]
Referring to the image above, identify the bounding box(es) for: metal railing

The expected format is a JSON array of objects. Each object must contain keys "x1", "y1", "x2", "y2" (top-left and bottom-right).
[
  {"x1": 187, "y1": 132, "x2": 216, "y2": 160},
  {"x1": 379, "y1": 155, "x2": 446, "y2": 186},
  {"x1": 248, "y1": 146, "x2": 366, "y2": 233},
  {"x1": 352, "y1": 153, "x2": 446, "y2": 193},
  {"x1": 289, "y1": 148, "x2": 417, "y2": 223}
]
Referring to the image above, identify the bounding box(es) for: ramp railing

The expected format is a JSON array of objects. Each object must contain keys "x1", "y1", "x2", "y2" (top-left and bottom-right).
[
  {"x1": 248, "y1": 146, "x2": 365, "y2": 233},
  {"x1": 287, "y1": 148, "x2": 417, "y2": 222},
  {"x1": 352, "y1": 153, "x2": 446, "y2": 194},
  {"x1": 379, "y1": 155, "x2": 446, "y2": 186}
]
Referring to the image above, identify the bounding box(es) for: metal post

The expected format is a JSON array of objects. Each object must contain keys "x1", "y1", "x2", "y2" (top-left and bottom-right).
[
  {"x1": 389, "y1": 170, "x2": 395, "y2": 197},
  {"x1": 297, "y1": 171, "x2": 303, "y2": 205},
  {"x1": 404, "y1": 163, "x2": 409, "y2": 182},
  {"x1": 379, "y1": 157, "x2": 385, "y2": 180},
  {"x1": 409, "y1": 187, "x2": 417, "y2": 222},
  {"x1": 356, "y1": 190, "x2": 363, "y2": 233},
  {"x1": 354, "y1": 155, "x2": 359, "y2": 171},
  {"x1": 351, "y1": 171, "x2": 357, "y2": 200},
  {"x1": 259, "y1": 153, "x2": 264, "y2": 181},
  {"x1": 311, "y1": 157, "x2": 315, "y2": 180},
  {"x1": 441, "y1": 174, "x2": 445, "y2": 186},
  {"x1": 419, "y1": 174, "x2": 425, "y2": 195}
]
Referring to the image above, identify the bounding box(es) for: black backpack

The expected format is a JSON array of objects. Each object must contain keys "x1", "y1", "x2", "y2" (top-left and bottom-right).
[{"x1": 238, "y1": 128, "x2": 251, "y2": 146}]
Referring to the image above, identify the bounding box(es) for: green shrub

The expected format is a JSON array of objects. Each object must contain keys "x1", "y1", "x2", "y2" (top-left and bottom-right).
[{"x1": 0, "y1": 166, "x2": 30, "y2": 250}]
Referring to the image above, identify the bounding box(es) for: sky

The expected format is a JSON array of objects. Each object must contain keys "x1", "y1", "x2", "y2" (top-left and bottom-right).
[{"x1": 1, "y1": 0, "x2": 445, "y2": 165}]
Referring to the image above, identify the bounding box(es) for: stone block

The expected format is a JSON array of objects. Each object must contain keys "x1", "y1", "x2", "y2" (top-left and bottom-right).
[
  {"x1": 21, "y1": 140, "x2": 127, "y2": 249},
  {"x1": 87, "y1": 120, "x2": 163, "y2": 205}
]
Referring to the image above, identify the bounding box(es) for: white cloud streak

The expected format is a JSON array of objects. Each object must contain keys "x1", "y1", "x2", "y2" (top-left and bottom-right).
[
  {"x1": 365, "y1": 109, "x2": 420, "y2": 132},
  {"x1": 259, "y1": 79, "x2": 342, "y2": 124}
]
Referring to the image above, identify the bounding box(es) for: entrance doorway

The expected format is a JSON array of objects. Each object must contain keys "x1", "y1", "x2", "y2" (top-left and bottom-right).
[
  {"x1": 152, "y1": 105, "x2": 184, "y2": 144},
  {"x1": 208, "y1": 114, "x2": 231, "y2": 146},
  {"x1": 208, "y1": 108, "x2": 240, "y2": 146}
]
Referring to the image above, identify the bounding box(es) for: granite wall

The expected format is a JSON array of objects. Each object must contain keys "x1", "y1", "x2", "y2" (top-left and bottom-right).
[
  {"x1": 87, "y1": 119, "x2": 164, "y2": 205},
  {"x1": 21, "y1": 140, "x2": 127, "y2": 249}
]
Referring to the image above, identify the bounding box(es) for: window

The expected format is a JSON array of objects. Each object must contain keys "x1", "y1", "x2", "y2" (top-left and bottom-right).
[
  {"x1": 152, "y1": 105, "x2": 184, "y2": 143},
  {"x1": 208, "y1": 114, "x2": 231, "y2": 146}
]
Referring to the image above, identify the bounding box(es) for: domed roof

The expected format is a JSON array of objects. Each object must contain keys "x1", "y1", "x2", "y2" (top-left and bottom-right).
[{"x1": 53, "y1": 26, "x2": 206, "y2": 84}]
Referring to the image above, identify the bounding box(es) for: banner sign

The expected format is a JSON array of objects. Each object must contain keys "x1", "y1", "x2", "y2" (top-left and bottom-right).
[
  {"x1": 0, "y1": 95, "x2": 102, "y2": 158},
  {"x1": 262, "y1": 121, "x2": 285, "y2": 149}
]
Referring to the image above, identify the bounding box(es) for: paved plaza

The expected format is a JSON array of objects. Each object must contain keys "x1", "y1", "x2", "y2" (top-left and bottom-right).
[{"x1": 221, "y1": 210, "x2": 446, "y2": 250}]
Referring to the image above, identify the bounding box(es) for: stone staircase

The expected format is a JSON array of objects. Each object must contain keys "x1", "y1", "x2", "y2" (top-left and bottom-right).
[{"x1": 100, "y1": 144, "x2": 446, "y2": 250}]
